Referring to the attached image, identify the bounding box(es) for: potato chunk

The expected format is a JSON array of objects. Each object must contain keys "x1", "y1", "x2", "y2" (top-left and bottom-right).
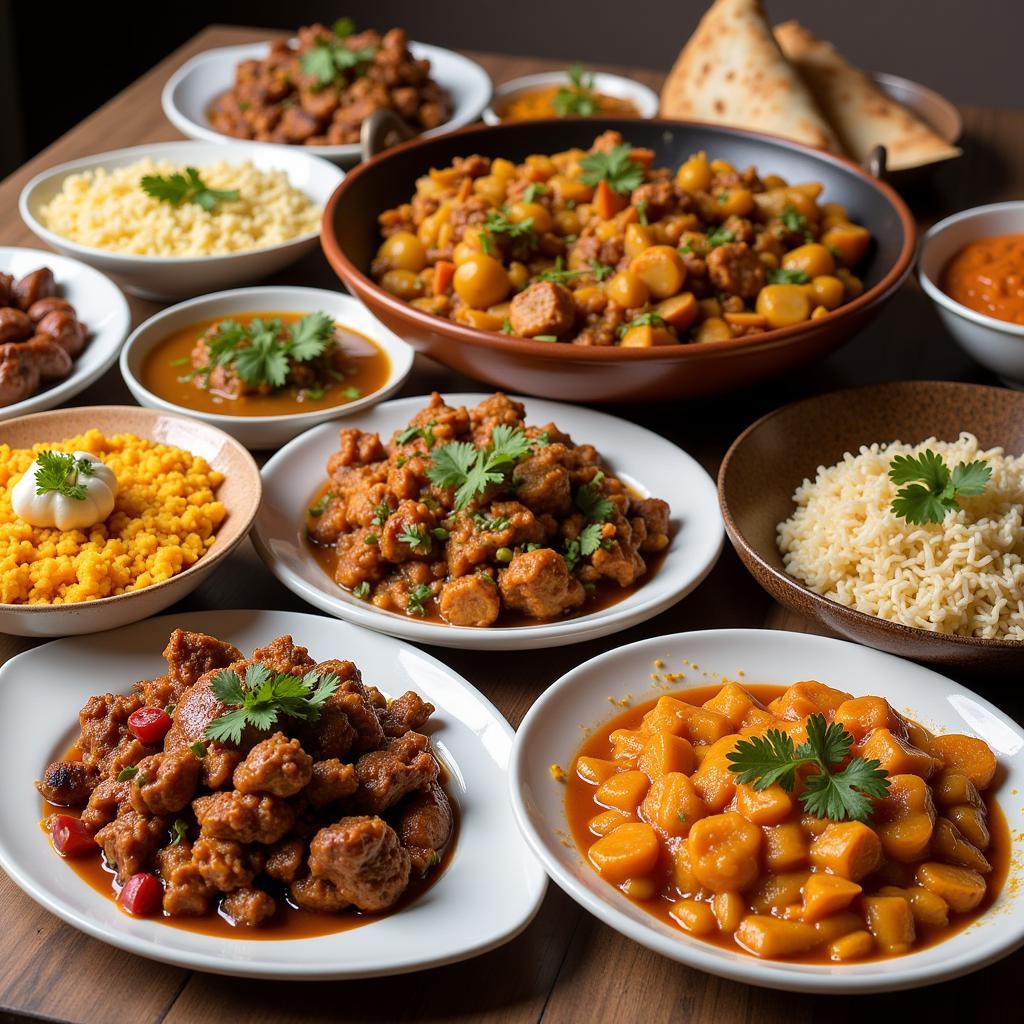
[
  {"x1": 915, "y1": 862, "x2": 987, "y2": 912},
  {"x1": 863, "y1": 895, "x2": 915, "y2": 954},
  {"x1": 736, "y1": 915, "x2": 818, "y2": 958},
  {"x1": 928, "y1": 734, "x2": 998, "y2": 790},
  {"x1": 809, "y1": 821, "x2": 882, "y2": 881}
]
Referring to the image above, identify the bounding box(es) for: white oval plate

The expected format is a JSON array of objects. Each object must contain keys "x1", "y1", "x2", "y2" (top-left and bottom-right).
[
  {"x1": 510, "y1": 628, "x2": 1024, "y2": 993},
  {"x1": 252, "y1": 393, "x2": 724, "y2": 650},
  {"x1": 120, "y1": 286, "x2": 415, "y2": 449},
  {"x1": 163, "y1": 40, "x2": 493, "y2": 166},
  {"x1": 19, "y1": 141, "x2": 344, "y2": 301},
  {"x1": 0, "y1": 246, "x2": 130, "y2": 421},
  {"x1": 0, "y1": 608, "x2": 546, "y2": 979}
]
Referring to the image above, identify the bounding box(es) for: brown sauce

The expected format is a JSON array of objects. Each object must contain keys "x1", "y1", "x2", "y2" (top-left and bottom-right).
[
  {"x1": 302, "y1": 482, "x2": 668, "y2": 628},
  {"x1": 565, "y1": 683, "x2": 1011, "y2": 963},
  {"x1": 139, "y1": 311, "x2": 391, "y2": 418},
  {"x1": 41, "y1": 743, "x2": 457, "y2": 941}
]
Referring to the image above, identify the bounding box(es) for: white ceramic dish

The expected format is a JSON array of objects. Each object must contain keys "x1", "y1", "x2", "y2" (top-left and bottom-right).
[
  {"x1": 19, "y1": 141, "x2": 344, "y2": 301},
  {"x1": 0, "y1": 246, "x2": 130, "y2": 421},
  {"x1": 163, "y1": 40, "x2": 492, "y2": 167},
  {"x1": 510, "y1": 628, "x2": 1024, "y2": 993},
  {"x1": 0, "y1": 405, "x2": 261, "y2": 638},
  {"x1": 252, "y1": 393, "x2": 723, "y2": 650},
  {"x1": 919, "y1": 202, "x2": 1024, "y2": 388},
  {"x1": 120, "y1": 286, "x2": 415, "y2": 448},
  {"x1": 0, "y1": 608, "x2": 546, "y2": 978},
  {"x1": 483, "y1": 70, "x2": 658, "y2": 124}
]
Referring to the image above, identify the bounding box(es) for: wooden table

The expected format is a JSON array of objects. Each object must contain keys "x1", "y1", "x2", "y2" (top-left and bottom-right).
[{"x1": 1, "y1": 26, "x2": 1022, "y2": 1024}]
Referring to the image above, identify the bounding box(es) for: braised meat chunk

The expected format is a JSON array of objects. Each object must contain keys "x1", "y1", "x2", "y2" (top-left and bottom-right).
[
  {"x1": 39, "y1": 630, "x2": 452, "y2": 936},
  {"x1": 308, "y1": 816, "x2": 412, "y2": 912},
  {"x1": 305, "y1": 392, "x2": 671, "y2": 627}
]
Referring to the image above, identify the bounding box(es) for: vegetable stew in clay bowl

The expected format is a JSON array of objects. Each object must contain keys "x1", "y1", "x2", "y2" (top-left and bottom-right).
[{"x1": 321, "y1": 117, "x2": 915, "y2": 403}]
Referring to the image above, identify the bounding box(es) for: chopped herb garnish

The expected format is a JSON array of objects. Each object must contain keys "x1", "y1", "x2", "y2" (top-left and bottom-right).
[
  {"x1": 189, "y1": 741, "x2": 207, "y2": 759},
  {"x1": 426, "y1": 425, "x2": 533, "y2": 510},
  {"x1": 704, "y1": 227, "x2": 735, "y2": 248},
  {"x1": 371, "y1": 502, "x2": 391, "y2": 528},
  {"x1": 727, "y1": 714, "x2": 890, "y2": 823},
  {"x1": 397, "y1": 523, "x2": 431, "y2": 552},
  {"x1": 308, "y1": 491, "x2": 334, "y2": 517},
  {"x1": 576, "y1": 470, "x2": 614, "y2": 522},
  {"x1": 579, "y1": 143, "x2": 644, "y2": 194},
  {"x1": 500, "y1": 318, "x2": 514, "y2": 335},
  {"x1": 522, "y1": 182, "x2": 548, "y2": 204},
  {"x1": 780, "y1": 204, "x2": 813, "y2": 242},
  {"x1": 534, "y1": 334, "x2": 558, "y2": 342},
  {"x1": 552, "y1": 62, "x2": 598, "y2": 117},
  {"x1": 353, "y1": 581, "x2": 371, "y2": 599},
  {"x1": 203, "y1": 664, "x2": 343, "y2": 745},
  {"x1": 343, "y1": 386, "x2": 361, "y2": 399},
  {"x1": 589, "y1": 259, "x2": 614, "y2": 282},
  {"x1": 170, "y1": 819, "x2": 189, "y2": 847},
  {"x1": 635, "y1": 200, "x2": 648, "y2": 225},
  {"x1": 364, "y1": 532, "x2": 379, "y2": 545},
  {"x1": 32, "y1": 451, "x2": 97, "y2": 501},
  {"x1": 536, "y1": 256, "x2": 585, "y2": 286},
  {"x1": 116, "y1": 765, "x2": 139, "y2": 782},
  {"x1": 617, "y1": 311, "x2": 667, "y2": 337},
  {"x1": 406, "y1": 583, "x2": 432, "y2": 616},
  {"x1": 564, "y1": 522, "x2": 605, "y2": 572},
  {"x1": 767, "y1": 267, "x2": 811, "y2": 285},
  {"x1": 140, "y1": 167, "x2": 239, "y2": 212},
  {"x1": 888, "y1": 450, "x2": 992, "y2": 525},
  {"x1": 300, "y1": 31, "x2": 377, "y2": 89},
  {"x1": 485, "y1": 208, "x2": 537, "y2": 246}
]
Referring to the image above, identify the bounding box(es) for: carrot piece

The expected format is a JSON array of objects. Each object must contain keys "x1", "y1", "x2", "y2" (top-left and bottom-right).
[
  {"x1": 915, "y1": 862, "x2": 987, "y2": 912},
  {"x1": 736, "y1": 915, "x2": 818, "y2": 958},
  {"x1": 863, "y1": 895, "x2": 915, "y2": 953},
  {"x1": 799, "y1": 874, "x2": 862, "y2": 923},
  {"x1": 928, "y1": 734, "x2": 998, "y2": 790},
  {"x1": 433, "y1": 260, "x2": 455, "y2": 295},
  {"x1": 594, "y1": 178, "x2": 627, "y2": 220},
  {"x1": 595, "y1": 769, "x2": 650, "y2": 815},
  {"x1": 809, "y1": 821, "x2": 882, "y2": 881},
  {"x1": 575, "y1": 756, "x2": 619, "y2": 786},
  {"x1": 670, "y1": 898, "x2": 717, "y2": 935}
]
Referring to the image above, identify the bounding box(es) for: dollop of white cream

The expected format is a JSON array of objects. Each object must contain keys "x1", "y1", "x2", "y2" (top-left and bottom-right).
[{"x1": 11, "y1": 450, "x2": 118, "y2": 530}]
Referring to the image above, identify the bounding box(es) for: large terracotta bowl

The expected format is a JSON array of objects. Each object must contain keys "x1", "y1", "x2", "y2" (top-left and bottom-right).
[
  {"x1": 718, "y1": 381, "x2": 1024, "y2": 673},
  {"x1": 321, "y1": 117, "x2": 916, "y2": 403}
]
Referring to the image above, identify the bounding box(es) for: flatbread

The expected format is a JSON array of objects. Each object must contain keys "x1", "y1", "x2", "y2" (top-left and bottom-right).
[
  {"x1": 775, "y1": 20, "x2": 961, "y2": 170},
  {"x1": 659, "y1": 0, "x2": 842, "y2": 153}
]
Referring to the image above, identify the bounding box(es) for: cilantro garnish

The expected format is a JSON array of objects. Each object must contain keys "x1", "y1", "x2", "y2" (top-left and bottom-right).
[
  {"x1": 203, "y1": 664, "x2": 342, "y2": 745},
  {"x1": 32, "y1": 451, "x2": 97, "y2": 501},
  {"x1": 552, "y1": 62, "x2": 598, "y2": 117},
  {"x1": 575, "y1": 470, "x2": 614, "y2": 522},
  {"x1": 484, "y1": 208, "x2": 537, "y2": 246},
  {"x1": 522, "y1": 182, "x2": 548, "y2": 204},
  {"x1": 780, "y1": 204, "x2": 814, "y2": 242},
  {"x1": 308, "y1": 491, "x2": 334, "y2": 517},
  {"x1": 170, "y1": 819, "x2": 189, "y2": 847},
  {"x1": 140, "y1": 167, "x2": 239, "y2": 213},
  {"x1": 397, "y1": 523, "x2": 431, "y2": 552},
  {"x1": 579, "y1": 144, "x2": 644, "y2": 194},
  {"x1": 767, "y1": 267, "x2": 811, "y2": 285},
  {"x1": 426, "y1": 425, "x2": 533, "y2": 510},
  {"x1": 704, "y1": 227, "x2": 735, "y2": 248},
  {"x1": 353, "y1": 581, "x2": 371, "y2": 599},
  {"x1": 300, "y1": 27, "x2": 377, "y2": 89},
  {"x1": 536, "y1": 256, "x2": 585, "y2": 286},
  {"x1": 564, "y1": 522, "x2": 606, "y2": 572},
  {"x1": 617, "y1": 311, "x2": 667, "y2": 338},
  {"x1": 727, "y1": 714, "x2": 890, "y2": 822},
  {"x1": 406, "y1": 583, "x2": 432, "y2": 616},
  {"x1": 888, "y1": 450, "x2": 992, "y2": 525}
]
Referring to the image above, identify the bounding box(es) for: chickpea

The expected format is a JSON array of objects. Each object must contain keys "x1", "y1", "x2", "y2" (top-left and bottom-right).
[
  {"x1": 507, "y1": 261, "x2": 530, "y2": 291},
  {"x1": 676, "y1": 151, "x2": 712, "y2": 192},
  {"x1": 472, "y1": 175, "x2": 507, "y2": 205},
  {"x1": 756, "y1": 284, "x2": 812, "y2": 328},
  {"x1": 377, "y1": 230, "x2": 427, "y2": 272},
  {"x1": 453, "y1": 253, "x2": 510, "y2": 309},
  {"x1": 630, "y1": 246, "x2": 687, "y2": 300},
  {"x1": 380, "y1": 269, "x2": 425, "y2": 301},
  {"x1": 606, "y1": 271, "x2": 651, "y2": 309},
  {"x1": 808, "y1": 275, "x2": 845, "y2": 310},
  {"x1": 782, "y1": 243, "x2": 836, "y2": 278},
  {"x1": 624, "y1": 223, "x2": 655, "y2": 258},
  {"x1": 716, "y1": 188, "x2": 755, "y2": 218},
  {"x1": 694, "y1": 316, "x2": 733, "y2": 343},
  {"x1": 509, "y1": 201, "x2": 553, "y2": 234}
]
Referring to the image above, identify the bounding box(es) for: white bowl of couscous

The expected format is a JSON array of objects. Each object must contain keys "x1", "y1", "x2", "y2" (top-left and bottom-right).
[{"x1": 19, "y1": 141, "x2": 344, "y2": 301}]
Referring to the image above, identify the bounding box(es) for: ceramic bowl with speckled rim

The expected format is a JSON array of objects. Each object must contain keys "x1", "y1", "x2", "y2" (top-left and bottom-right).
[
  {"x1": 0, "y1": 405, "x2": 261, "y2": 637},
  {"x1": 718, "y1": 381, "x2": 1024, "y2": 672}
]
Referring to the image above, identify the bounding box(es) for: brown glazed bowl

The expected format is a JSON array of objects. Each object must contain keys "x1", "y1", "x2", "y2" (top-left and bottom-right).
[
  {"x1": 321, "y1": 117, "x2": 916, "y2": 403},
  {"x1": 718, "y1": 381, "x2": 1024, "y2": 673}
]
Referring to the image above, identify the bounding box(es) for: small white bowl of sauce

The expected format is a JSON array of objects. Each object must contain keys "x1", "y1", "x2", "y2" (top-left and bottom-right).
[{"x1": 120, "y1": 286, "x2": 415, "y2": 448}]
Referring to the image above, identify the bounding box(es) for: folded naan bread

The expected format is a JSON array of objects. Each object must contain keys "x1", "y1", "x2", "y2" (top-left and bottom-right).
[
  {"x1": 775, "y1": 20, "x2": 961, "y2": 170},
  {"x1": 659, "y1": 0, "x2": 842, "y2": 153}
]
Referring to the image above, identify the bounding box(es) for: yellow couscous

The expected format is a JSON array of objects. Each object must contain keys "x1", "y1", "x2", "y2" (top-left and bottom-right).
[
  {"x1": 0, "y1": 430, "x2": 226, "y2": 604},
  {"x1": 38, "y1": 159, "x2": 321, "y2": 257}
]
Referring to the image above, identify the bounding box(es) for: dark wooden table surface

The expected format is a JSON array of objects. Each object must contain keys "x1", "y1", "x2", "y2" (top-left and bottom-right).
[{"x1": 1, "y1": 25, "x2": 1022, "y2": 1024}]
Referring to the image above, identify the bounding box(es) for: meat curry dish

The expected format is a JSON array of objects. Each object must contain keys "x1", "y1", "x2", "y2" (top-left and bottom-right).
[
  {"x1": 140, "y1": 311, "x2": 391, "y2": 418},
  {"x1": 305, "y1": 392, "x2": 671, "y2": 627},
  {"x1": 566, "y1": 679, "x2": 1008, "y2": 962},
  {"x1": 208, "y1": 21, "x2": 452, "y2": 148},
  {"x1": 37, "y1": 629, "x2": 454, "y2": 933},
  {"x1": 372, "y1": 130, "x2": 872, "y2": 346},
  {"x1": 0, "y1": 267, "x2": 88, "y2": 407}
]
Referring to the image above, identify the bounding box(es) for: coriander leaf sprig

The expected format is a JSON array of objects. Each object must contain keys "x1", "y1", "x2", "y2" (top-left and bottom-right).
[
  {"x1": 726, "y1": 714, "x2": 890, "y2": 823},
  {"x1": 552, "y1": 63, "x2": 597, "y2": 117},
  {"x1": 579, "y1": 143, "x2": 644, "y2": 195},
  {"x1": 426, "y1": 425, "x2": 534, "y2": 510},
  {"x1": 204, "y1": 663, "x2": 342, "y2": 745},
  {"x1": 140, "y1": 168, "x2": 239, "y2": 213},
  {"x1": 33, "y1": 451, "x2": 96, "y2": 500},
  {"x1": 888, "y1": 450, "x2": 992, "y2": 525}
]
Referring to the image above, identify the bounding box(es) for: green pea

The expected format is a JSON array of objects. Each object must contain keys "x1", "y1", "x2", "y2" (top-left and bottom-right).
[{"x1": 496, "y1": 547, "x2": 513, "y2": 563}]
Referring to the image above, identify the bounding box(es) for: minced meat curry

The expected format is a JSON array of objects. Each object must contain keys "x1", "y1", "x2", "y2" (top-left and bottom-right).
[{"x1": 305, "y1": 392, "x2": 671, "y2": 627}]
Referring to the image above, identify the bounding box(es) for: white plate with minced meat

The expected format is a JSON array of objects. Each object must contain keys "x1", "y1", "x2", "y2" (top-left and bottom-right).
[
  {"x1": 0, "y1": 609, "x2": 546, "y2": 978},
  {"x1": 252, "y1": 392, "x2": 724, "y2": 650}
]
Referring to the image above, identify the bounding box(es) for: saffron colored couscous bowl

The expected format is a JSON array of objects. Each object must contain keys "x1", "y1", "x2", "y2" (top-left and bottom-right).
[{"x1": 0, "y1": 405, "x2": 261, "y2": 637}]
